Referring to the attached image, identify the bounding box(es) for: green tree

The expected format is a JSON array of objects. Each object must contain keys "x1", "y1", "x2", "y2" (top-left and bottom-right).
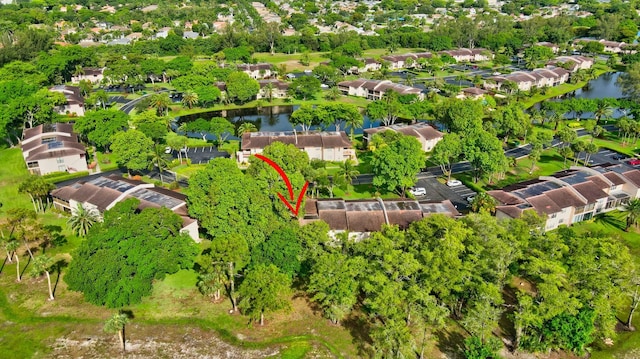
[
  {"x1": 237, "y1": 122, "x2": 258, "y2": 137},
  {"x1": 166, "y1": 133, "x2": 188, "y2": 163},
  {"x1": 205, "y1": 235, "x2": 250, "y2": 312},
  {"x1": 110, "y1": 130, "x2": 154, "y2": 176},
  {"x1": 6, "y1": 240, "x2": 21, "y2": 282},
  {"x1": 185, "y1": 158, "x2": 280, "y2": 247},
  {"x1": 65, "y1": 199, "x2": 198, "y2": 308},
  {"x1": 308, "y1": 252, "x2": 362, "y2": 324},
  {"x1": 337, "y1": 159, "x2": 360, "y2": 184},
  {"x1": 371, "y1": 135, "x2": 426, "y2": 196},
  {"x1": 209, "y1": 117, "x2": 234, "y2": 144},
  {"x1": 251, "y1": 228, "x2": 301, "y2": 278},
  {"x1": 194, "y1": 86, "x2": 221, "y2": 107},
  {"x1": 238, "y1": 264, "x2": 292, "y2": 326},
  {"x1": 432, "y1": 133, "x2": 462, "y2": 181},
  {"x1": 18, "y1": 175, "x2": 54, "y2": 213},
  {"x1": 149, "y1": 93, "x2": 171, "y2": 116},
  {"x1": 104, "y1": 311, "x2": 130, "y2": 353},
  {"x1": 619, "y1": 63, "x2": 640, "y2": 100},
  {"x1": 289, "y1": 104, "x2": 317, "y2": 133},
  {"x1": 181, "y1": 91, "x2": 199, "y2": 109},
  {"x1": 289, "y1": 76, "x2": 321, "y2": 100},
  {"x1": 470, "y1": 192, "x2": 497, "y2": 214},
  {"x1": 132, "y1": 110, "x2": 169, "y2": 144},
  {"x1": 73, "y1": 109, "x2": 129, "y2": 150},
  {"x1": 67, "y1": 203, "x2": 100, "y2": 237},
  {"x1": 226, "y1": 72, "x2": 260, "y2": 103},
  {"x1": 30, "y1": 254, "x2": 54, "y2": 301},
  {"x1": 492, "y1": 103, "x2": 530, "y2": 144}
]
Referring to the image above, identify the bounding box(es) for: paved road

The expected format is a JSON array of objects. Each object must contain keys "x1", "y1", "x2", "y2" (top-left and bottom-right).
[
  {"x1": 413, "y1": 174, "x2": 476, "y2": 211},
  {"x1": 119, "y1": 90, "x2": 169, "y2": 114}
]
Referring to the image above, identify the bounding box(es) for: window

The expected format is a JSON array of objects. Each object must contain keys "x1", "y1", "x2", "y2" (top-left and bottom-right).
[
  {"x1": 27, "y1": 161, "x2": 38, "y2": 168},
  {"x1": 56, "y1": 158, "x2": 64, "y2": 164},
  {"x1": 58, "y1": 165, "x2": 67, "y2": 172},
  {"x1": 41, "y1": 137, "x2": 56, "y2": 143}
]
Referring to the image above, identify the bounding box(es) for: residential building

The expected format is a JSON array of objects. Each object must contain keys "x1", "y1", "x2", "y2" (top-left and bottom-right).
[
  {"x1": 535, "y1": 41, "x2": 560, "y2": 53},
  {"x1": 237, "y1": 131, "x2": 355, "y2": 164},
  {"x1": 457, "y1": 87, "x2": 489, "y2": 100},
  {"x1": 363, "y1": 123, "x2": 444, "y2": 152},
  {"x1": 182, "y1": 31, "x2": 199, "y2": 39},
  {"x1": 237, "y1": 63, "x2": 274, "y2": 79},
  {"x1": 49, "y1": 85, "x2": 85, "y2": 116},
  {"x1": 489, "y1": 165, "x2": 640, "y2": 231},
  {"x1": 338, "y1": 79, "x2": 424, "y2": 100},
  {"x1": 256, "y1": 79, "x2": 289, "y2": 100},
  {"x1": 573, "y1": 38, "x2": 633, "y2": 53},
  {"x1": 483, "y1": 68, "x2": 570, "y2": 92},
  {"x1": 359, "y1": 58, "x2": 382, "y2": 73},
  {"x1": 547, "y1": 55, "x2": 594, "y2": 72},
  {"x1": 381, "y1": 52, "x2": 432, "y2": 69},
  {"x1": 51, "y1": 175, "x2": 200, "y2": 241},
  {"x1": 303, "y1": 198, "x2": 459, "y2": 240},
  {"x1": 21, "y1": 123, "x2": 88, "y2": 176},
  {"x1": 71, "y1": 67, "x2": 106, "y2": 84},
  {"x1": 440, "y1": 48, "x2": 492, "y2": 62}
]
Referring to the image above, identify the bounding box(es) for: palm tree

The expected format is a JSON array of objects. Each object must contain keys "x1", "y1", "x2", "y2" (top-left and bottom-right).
[
  {"x1": 263, "y1": 82, "x2": 275, "y2": 102},
  {"x1": 181, "y1": 91, "x2": 199, "y2": 109},
  {"x1": 67, "y1": 203, "x2": 100, "y2": 237},
  {"x1": 150, "y1": 93, "x2": 171, "y2": 116},
  {"x1": 237, "y1": 122, "x2": 258, "y2": 137},
  {"x1": 30, "y1": 255, "x2": 54, "y2": 301},
  {"x1": 591, "y1": 125, "x2": 605, "y2": 143},
  {"x1": 104, "y1": 311, "x2": 130, "y2": 353},
  {"x1": 150, "y1": 145, "x2": 171, "y2": 183},
  {"x1": 594, "y1": 100, "x2": 613, "y2": 126},
  {"x1": 337, "y1": 159, "x2": 360, "y2": 185},
  {"x1": 625, "y1": 199, "x2": 640, "y2": 232},
  {"x1": 6, "y1": 240, "x2": 20, "y2": 282}
]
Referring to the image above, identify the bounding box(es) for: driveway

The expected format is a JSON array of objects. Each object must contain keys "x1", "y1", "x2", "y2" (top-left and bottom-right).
[{"x1": 413, "y1": 174, "x2": 475, "y2": 211}]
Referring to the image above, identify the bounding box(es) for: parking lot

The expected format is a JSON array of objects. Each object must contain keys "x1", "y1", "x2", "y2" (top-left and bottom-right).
[
  {"x1": 413, "y1": 174, "x2": 477, "y2": 212},
  {"x1": 171, "y1": 146, "x2": 230, "y2": 164}
]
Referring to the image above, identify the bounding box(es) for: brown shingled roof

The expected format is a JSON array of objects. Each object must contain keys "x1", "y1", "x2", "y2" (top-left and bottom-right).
[
  {"x1": 545, "y1": 187, "x2": 587, "y2": 208},
  {"x1": 70, "y1": 183, "x2": 102, "y2": 202},
  {"x1": 572, "y1": 182, "x2": 608, "y2": 203},
  {"x1": 488, "y1": 190, "x2": 525, "y2": 205},
  {"x1": 602, "y1": 172, "x2": 627, "y2": 186},
  {"x1": 527, "y1": 194, "x2": 562, "y2": 215},
  {"x1": 622, "y1": 170, "x2": 640, "y2": 187}
]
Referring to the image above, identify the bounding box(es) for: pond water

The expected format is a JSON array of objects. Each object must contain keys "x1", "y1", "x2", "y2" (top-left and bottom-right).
[
  {"x1": 532, "y1": 72, "x2": 629, "y2": 119},
  {"x1": 175, "y1": 105, "x2": 381, "y2": 141}
]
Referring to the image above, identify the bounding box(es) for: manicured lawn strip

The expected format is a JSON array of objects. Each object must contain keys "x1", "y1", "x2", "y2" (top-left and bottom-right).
[
  {"x1": 95, "y1": 151, "x2": 119, "y2": 171},
  {"x1": 173, "y1": 163, "x2": 207, "y2": 178}
]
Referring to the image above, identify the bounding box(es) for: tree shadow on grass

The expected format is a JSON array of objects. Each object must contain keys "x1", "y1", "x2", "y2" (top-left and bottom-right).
[
  {"x1": 596, "y1": 213, "x2": 626, "y2": 232},
  {"x1": 53, "y1": 259, "x2": 69, "y2": 297},
  {"x1": 433, "y1": 327, "x2": 466, "y2": 359},
  {"x1": 0, "y1": 256, "x2": 7, "y2": 275},
  {"x1": 20, "y1": 254, "x2": 32, "y2": 279},
  {"x1": 341, "y1": 312, "x2": 373, "y2": 358}
]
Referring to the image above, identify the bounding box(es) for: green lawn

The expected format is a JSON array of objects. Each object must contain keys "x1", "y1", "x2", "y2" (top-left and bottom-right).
[{"x1": 95, "y1": 151, "x2": 119, "y2": 171}]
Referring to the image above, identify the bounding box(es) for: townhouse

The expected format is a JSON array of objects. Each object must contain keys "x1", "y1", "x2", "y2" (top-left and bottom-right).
[
  {"x1": 457, "y1": 87, "x2": 489, "y2": 100},
  {"x1": 237, "y1": 131, "x2": 356, "y2": 164},
  {"x1": 49, "y1": 85, "x2": 85, "y2": 116},
  {"x1": 573, "y1": 38, "x2": 634, "y2": 54},
  {"x1": 535, "y1": 42, "x2": 560, "y2": 54},
  {"x1": 380, "y1": 52, "x2": 432, "y2": 69},
  {"x1": 237, "y1": 63, "x2": 274, "y2": 79},
  {"x1": 547, "y1": 55, "x2": 594, "y2": 72},
  {"x1": 483, "y1": 67, "x2": 570, "y2": 92},
  {"x1": 21, "y1": 123, "x2": 88, "y2": 176},
  {"x1": 303, "y1": 198, "x2": 460, "y2": 240},
  {"x1": 489, "y1": 165, "x2": 640, "y2": 231},
  {"x1": 51, "y1": 174, "x2": 200, "y2": 241},
  {"x1": 440, "y1": 48, "x2": 492, "y2": 62},
  {"x1": 71, "y1": 67, "x2": 106, "y2": 84},
  {"x1": 363, "y1": 122, "x2": 444, "y2": 152},
  {"x1": 256, "y1": 79, "x2": 290, "y2": 100},
  {"x1": 338, "y1": 79, "x2": 424, "y2": 100}
]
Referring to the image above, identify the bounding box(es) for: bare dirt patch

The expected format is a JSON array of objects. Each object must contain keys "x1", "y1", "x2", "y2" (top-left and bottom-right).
[{"x1": 47, "y1": 324, "x2": 281, "y2": 359}]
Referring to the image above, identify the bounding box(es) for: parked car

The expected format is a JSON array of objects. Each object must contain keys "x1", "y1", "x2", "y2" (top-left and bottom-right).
[
  {"x1": 467, "y1": 196, "x2": 475, "y2": 203},
  {"x1": 629, "y1": 159, "x2": 640, "y2": 166},
  {"x1": 409, "y1": 187, "x2": 427, "y2": 196},
  {"x1": 612, "y1": 155, "x2": 626, "y2": 161},
  {"x1": 164, "y1": 146, "x2": 172, "y2": 154},
  {"x1": 446, "y1": 179, "x2": 462, "y2": 187}
]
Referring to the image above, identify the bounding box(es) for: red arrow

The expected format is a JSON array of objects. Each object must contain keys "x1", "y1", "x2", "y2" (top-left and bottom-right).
[{"x1": 255, "y1": 154, "x2": 309, "y2": 216}]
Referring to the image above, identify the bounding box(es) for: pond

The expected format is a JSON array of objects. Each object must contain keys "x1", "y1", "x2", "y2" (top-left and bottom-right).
[{"x1": 175, "y1": 105, "x2": 382, "y2": 141}]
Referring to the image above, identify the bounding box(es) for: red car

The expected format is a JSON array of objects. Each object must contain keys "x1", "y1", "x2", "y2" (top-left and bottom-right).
[{"x1": 629, "y1": 159, "x2": 640, "y2": 166}]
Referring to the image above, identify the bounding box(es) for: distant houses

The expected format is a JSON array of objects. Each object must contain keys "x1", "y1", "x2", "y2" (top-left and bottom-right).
[
  {"x1": 547, "y1": 55, "x2": 594, "y2": 72},
  {"x1": 457, "y1": 87, "x2": 489, "y2": 100},
  {"x1": 484, "y1": 68, "x2": 571, "y2": 92},
  {"x1": 380, "y1": 52, "x2": 432, "y2": 70},
  {"x1": 71, "y1": 67, "x2": 106, "y2": 84},
  {"x1": 489, "y1": 165, "x2": 640, "y2": 231},
  {"x1": 237, "y1": 63, "x2": 274, "y2": 79},
  {"x1": 363, "y1": 123, "x2": 444, "y2": 152},
  {"x1": 51, "y1": 174, "x2": 200, "y2": 241},
  {"x1": 21, "y1": 123, "x2": 88, "y2": 176},
  {"x1": 303, "y1": 198, "x2": 460, "y2": 240},
  {"x1": 256, "y1": 79, "x2": 289, "y2": 100},
  {"x1": 440, "y1": 48, "x2": 492, "y2": 62},
  {"x1": 338, "y1": 79, "x2": 424, "y2": 100},
  {"x1": 49, "y1": 85, "x2": 85, "y2": 116},
  {"x1": 237, "y1": 131, "x2": 356, "y2": 164}
]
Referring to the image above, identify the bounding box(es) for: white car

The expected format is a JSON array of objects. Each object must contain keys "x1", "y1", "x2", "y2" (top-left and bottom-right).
[
  {"x1": 467, "y1": 196, "x2": 475, "y2": 203},
  {"x1": 446, "y1": 179, "x2": 462, "y2": 187},
  {"x1": 409, "y1": 187, "x2": 427, "y2": 196},
  {"x1": 164, "y1": 146, "x2": 172, "y2": 154}
]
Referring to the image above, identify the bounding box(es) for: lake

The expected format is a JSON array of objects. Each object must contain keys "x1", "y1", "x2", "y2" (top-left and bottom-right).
[{"x1": 175, "y1": 105, "x2": 382, "y2": 141}]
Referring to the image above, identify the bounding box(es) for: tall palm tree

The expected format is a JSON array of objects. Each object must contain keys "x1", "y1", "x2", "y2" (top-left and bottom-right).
[
  {"x1": 594, "y1": 100, "x2": 613, "y2": 126},
  {"x1": 150, "y1": 93, "x2": 171, "y2": 116},
  {"x1": 181, "y1": 91, "x2": 199, "y2": 109},
  {"x1": 150, "y1": 145, "x2": 171, "y2": 183},
  {"x1": 337, "y1": 159, "x2": 360, "y2": 185},
  {"x1": 30, "y1": 255, "x2": 54, "y2": 301},
  {"x1": 104, "y1": 311, "x2": 130, "y2": 353},
  {"x1": 625, "y1": 199, "x2": 640, "y2": 232},
  {"x1": 237, "y1": 122, "x2": 258, "y2": 137},
  {"x1": 67, "y1": 203, "x2": 100, "y2": 237}
]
